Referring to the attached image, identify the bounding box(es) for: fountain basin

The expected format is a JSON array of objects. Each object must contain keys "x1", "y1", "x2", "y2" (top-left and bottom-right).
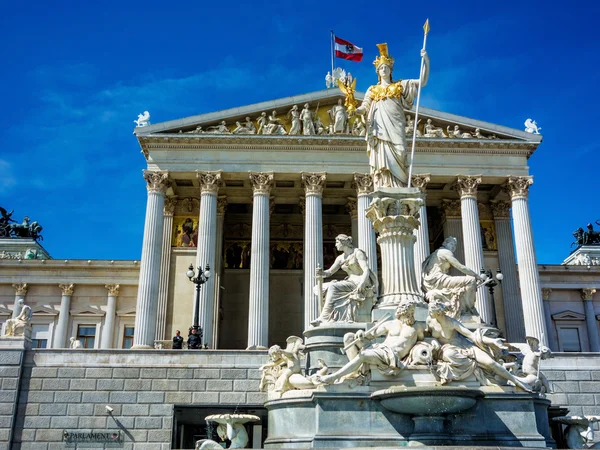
[{"x1": 372, "y1": 386, "x2": 484, "y2": 415}]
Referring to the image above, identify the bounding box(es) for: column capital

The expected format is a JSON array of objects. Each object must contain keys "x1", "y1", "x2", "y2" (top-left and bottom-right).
[
  {"x1": 164, "y1": 196, "x2": 178, "y2": 216},
  {"x1": 59, "y1": 283, "x2": 74, "y2": 296},
  {"x1": 249, "y1": 172, "x2": 274, "y2": 195},
  {"x1": 541, "y1": 288, "x2": 552, "y2": 301},
  {"x1": 298, "y1": 197, "x2": 306, "y2": 216},
  {"x1": 12, "y1": 283, "x2": 27, "y2": 296},
  {"x1": 352, "y1": 173, "x2": 374, "y2": 195},
  {"x1": 455, "y1": 175, "x2": 482, "y2": 198},
  {"x1": 217, "y1": 196, "x2": 228, "y2": 216},
  {"x1": 440, "y1": 199, "x2": 462, "y2": 219},
  {"x1": 302, "y1": 172, "x2": 327, "y2": 195},
  {"x1": 346, "y1": 197, "x2": 358, "y2": 218},
  {"x1": 105, "y1": 284, "x2": 120, "y2": 297},
  {"x1": 581, "y1": 288, "x2": 597, "y2": 301},
  {"x1": 490, "y1": 200, "x2": 511, "y2": 219},
  {"x1": 505, "y1": 176, "x2": 533, "y2": 199},
  {"x1": 143, "y1": 170, "x2": 171, "y2": 194},
  {"x1": 411, "y1": 174, "x2": 431, "y2": 193},
  {"x1": 197, "y1": 170, "x2": 224, "y2": 194}
]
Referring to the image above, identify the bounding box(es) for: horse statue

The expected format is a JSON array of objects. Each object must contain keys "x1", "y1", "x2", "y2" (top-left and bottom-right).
[
  {"x1": 9, "y1": 217, "x2": 43, "y2": 241},
  {"x1": 572, "y1": 227, "x2": 585, "y2": 247}
]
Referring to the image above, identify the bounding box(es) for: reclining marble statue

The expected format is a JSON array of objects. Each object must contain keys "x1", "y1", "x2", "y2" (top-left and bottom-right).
[
  {"x1": 311, "y1": 234, "x2": 377, "y2": 326},
  {"x1": 421, "y1": 236, "x2": 484, "y2": 318}
]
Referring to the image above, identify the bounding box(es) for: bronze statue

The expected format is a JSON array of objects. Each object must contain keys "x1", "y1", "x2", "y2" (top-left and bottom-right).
[
  {"x1": 572, "y1": 220, "x2": 600, "y2": 247},
  {"x1": 0, "y1": 208, "x2": 44, "y2": 241}
]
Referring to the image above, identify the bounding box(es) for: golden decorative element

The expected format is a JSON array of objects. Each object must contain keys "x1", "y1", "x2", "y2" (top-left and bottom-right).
[
  {"x1": 490, "y1": 200, "x2": 511, "y2": 219},
  {"x1": 172, "y1": 217, "x2": 199, "y2": 247},
  {"x1": 12, "y1": 283, "x2": 28, "y2": 296},
  {"x1": 59, "y1": 283, "x2": 75, "y2": 296},
  {"x1": 505, "y1": 176, "x2": 533, "y2": 199},
  {"x1": 541, "y1": 288, "x2": 552, "y2": 301},
  {"x1": 455, "y1": 175, "x2": 482, "y2": 198},
  {"x1": 581, "y1": 288, "x2": 597, "y2": 301},
  {"x1": 249, "y1": 172, "x2": 275, "y2": 195},
  {"x1": 337, "y1": 78, "x2": 358, "y2": 115},
  {"x1": 196, "y1": 170, "x2": 224, "y2": 194},
  {"x1": 105, "y1": 284, "x2": 120, "y2": 297},
  {"x1": 369, "y1": 81, "x2": 404, "y2": 102},
  {"x1": 423, "y1": 18, "x2": 431, "y2": 35},
  {"x1": 143, "y1": 170, "x2": 170, "y2": 194},
  {"x1": 374, "y1": 43, "x2": 394, "y2": 70}
]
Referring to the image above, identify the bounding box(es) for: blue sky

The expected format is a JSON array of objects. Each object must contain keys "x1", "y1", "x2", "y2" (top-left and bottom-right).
[{"x1": 0, "y1": 1, "x2": 598, "y2": 264}]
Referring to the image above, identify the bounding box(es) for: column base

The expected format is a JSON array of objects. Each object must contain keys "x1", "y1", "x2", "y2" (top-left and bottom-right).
[{"x1": 130, "y1": 344, "x2": 155, "y2": 350}]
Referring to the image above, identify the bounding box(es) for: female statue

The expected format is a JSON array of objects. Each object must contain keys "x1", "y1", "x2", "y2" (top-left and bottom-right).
[
  {"x1": 426, "y1": 302, "x2": 532, "y2": 392},
  {"x1": 288, "y1": 105, "x2": 301, "y2": 135},
  {"x1": 300, "y1": 104, "x2": 315, "y2": 135},
  {"x1": 353, "y1": 43, "x2": 429, "y2": 189},
  {"x1": 311, "y1": 234, "x2": 378, "y2": 326}
]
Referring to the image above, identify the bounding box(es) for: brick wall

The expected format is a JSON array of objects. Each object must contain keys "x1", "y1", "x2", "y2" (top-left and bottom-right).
[{"x1": 0, "y1": 350, "x2": 24, "y2": 450}]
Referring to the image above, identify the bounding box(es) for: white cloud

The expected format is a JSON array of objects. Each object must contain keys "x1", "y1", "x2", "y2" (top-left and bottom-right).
[{"x1": 0, "y1": 160, "x2": 16, "y2": 193}]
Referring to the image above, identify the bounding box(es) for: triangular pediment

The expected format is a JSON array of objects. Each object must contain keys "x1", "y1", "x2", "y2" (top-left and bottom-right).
[
  {"x1": 116, "y1": 307, "x2": 136, "y2": 317},
  {"x1": 135, "y1": 88, "x2": 541, "y2": 143},
  {"x1": 552, "y1": 310, "x2": 586, "y2": 321},
  {"x1": 31, "y1": 306, "x2": 59, "y2": 316},
  {"x1": 70, "y1": 306, "x2": 105, "y2": 317}
]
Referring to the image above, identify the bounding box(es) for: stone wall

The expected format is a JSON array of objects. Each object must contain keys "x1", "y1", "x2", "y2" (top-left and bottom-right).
[
  {"x1": 2, "y1": 350, "x2": 600, "y2": 449},
  {"x1": 7, "y1": 349, "x2": 266, "y2": 450}
]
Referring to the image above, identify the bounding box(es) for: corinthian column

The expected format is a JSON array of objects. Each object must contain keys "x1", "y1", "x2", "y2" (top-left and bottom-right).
[
  {"x1": 212, "y1": 196, "x2": 227, "y2": 349},
  {"x1": 506, "y1": 176, "x2": 548, "y2": 346},
  {"x1": 156, "y1": 196, "x2": 177, "y2": 341},
  {"x1": 541, "y1": 288, "x2": 558, "y2": 351},
  {"x1": 491, "y1": 200, "x2": 525, "y2": 341},
  {"x1": 346, "y1": 197, "x2": 358, "y2": 247},
  {"x1": 302, "y1": 172, "x2": 326, "y2": 329},
  {"x1": 411, "y1": 174, "x2": 431, "y2": 283},
  {"x1": 455, "y1": 175, "x2": 491, "y2": 323},
  {"x1": 582, "y1": 288, "x2": 599, "y2": 352},
  {"x1": 133, "y1": 170, "x2": 170, "y2": 348},
  {"x1": 440, "y1": 200, "x2": 465, "y2": 265},
  {"x1": 101, "y1": 284, "x2": 120, "y2": 349},
  {"x1": 53, "y1": 283, "x2": 74, "y2": 348},
  {"x1": 353, "y1": 173, "x2": 378, "y2": 277},
  {"x1": 195, "y1": 171, "x2": 223, "y2": 346},
  {"x1": 12, "y1": 283, "x2": 28, "y2": 318},
  {"x1": 247, "y1": 173, "x2": 274, "y2": 349}
]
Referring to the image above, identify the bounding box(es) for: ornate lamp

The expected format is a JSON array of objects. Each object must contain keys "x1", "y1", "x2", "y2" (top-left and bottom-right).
[
  {"x1": 480, "y1": 268, "x2": 503, "y2": 327},
  {"x1": 187, "y1": 264, "x2": 211, "y2": 345}
]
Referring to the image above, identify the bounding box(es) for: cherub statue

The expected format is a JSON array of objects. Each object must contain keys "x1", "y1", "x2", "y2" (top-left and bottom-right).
[
  {"x1": 423, "y1": 118, "x2": 446, "y2": 138},
  {"x1": 421, "y1": 236, "x2": 484, "y2": 318},
  {"x1": 553, "y1": 416, "x2": 600, "y2": 449},
  {"x1": 337, "y1": 78, "x2": 358, "y2": 115},
  {"x1": 517, "y1": 336, "x2": 552, "y2": 394},
  {"x1": 134, "y1": 111, "x2": 150, "y2": 127},
  {"x1": 262, "y1": 336, "x2": 317, "y2": 393},
  {"x1": 447, "y1": 125, "x2": 473, "y2": 139},
  {"x1": 524, "y1": 118, "x2": 541, "y2": 134},
  {"x1": 4, "y1": 299, "x2": 32, "y2": 337}
]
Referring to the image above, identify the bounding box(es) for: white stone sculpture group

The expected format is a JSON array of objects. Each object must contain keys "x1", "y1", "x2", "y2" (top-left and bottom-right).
[
  {"x1": 134, "y1": 111, "x2": 150, "y2": 127},
  {"x1": 3, "y1": 299, "x2": 32, "y2": 337}
]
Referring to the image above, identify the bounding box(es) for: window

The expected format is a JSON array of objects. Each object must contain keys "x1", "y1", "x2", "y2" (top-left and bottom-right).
[
  {"x1": 32, "y1": 324, "x2": 49, "y2": 349},
  {"x1": 77, "y1": 325, "x2": 96, "y2": 349},
  {"x1": 122, "y1": 327, "x2": 134, "y2": 349},
  {"x1": 558, "y1": 327, "x2": 582, "y2": 352}
]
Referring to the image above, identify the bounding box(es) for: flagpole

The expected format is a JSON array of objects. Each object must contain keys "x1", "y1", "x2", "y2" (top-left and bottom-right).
[
  {"x1": 407, "y1": 19, "x2": 430, "y2": 189},
  {"x1": 330, "y1": 30, "x2": 335, "y2": 76}
]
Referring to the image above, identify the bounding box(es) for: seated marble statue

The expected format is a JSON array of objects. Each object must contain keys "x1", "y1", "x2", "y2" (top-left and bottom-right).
[
  {"x1": 317, "y1": 302, "x2": 424, "y2": 384},
  {"x1": 426, "y1": 302, "x2": 532, "y2": 392},
  {"x1": 421, "y1": 236, "x2": 484, "y2": 318},
  {"x1": 4, "y1": 300, "x2": 32, "y2": 337},
  {"x1": 311, "y1": 234, "x2": 378, "y2": 326}
]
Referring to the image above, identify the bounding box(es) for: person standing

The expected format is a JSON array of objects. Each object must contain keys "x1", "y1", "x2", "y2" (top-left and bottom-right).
[
  {"x1": 172, "y1": 330, "x2": 183, "y2": 349},
  {"x1": 187, "y1": 327, "x2": 201, "y2": 349}
]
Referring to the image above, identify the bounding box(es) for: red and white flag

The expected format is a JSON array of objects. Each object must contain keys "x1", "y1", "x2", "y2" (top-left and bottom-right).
[{"x1": 334, "y1": 36, "x2": 363, "y2": 62}]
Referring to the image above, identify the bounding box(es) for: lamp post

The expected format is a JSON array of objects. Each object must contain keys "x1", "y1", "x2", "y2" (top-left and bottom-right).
[
  {"x1": 186, "y1": 263, "x2": 211, "y2": 346},
  {"x1": 480, "y1": 268, "x2": 503, "y2": 327}
]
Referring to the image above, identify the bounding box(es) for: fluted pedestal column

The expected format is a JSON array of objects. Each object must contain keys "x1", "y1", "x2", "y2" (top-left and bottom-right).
[
  {"x1": 440, "y1": 200, "x2": 465, "y2": 272},
  {"x1": 506, "y1": 176, "x2": 548, "y2": 346},
  {"x1": 346, "y1": 197, "x2": 358, "y2": 247},
  {"x1": 582, "y1": 288, "x2": 599, "y2": 352},
  {"x1": 156, "y1": 196, "x2": 177, "y2": 341},
  {"x1": 367, "y1": 188, "x2": 424, "y2": 316},
  {"x1": 456, "y1": 176, "x2": 491, "y2": 323},
  {"x1": 11, "y1": 283, "x2": 27, "y2": 319},
  {"x1": 302, "y1": 172, "x2": 326, "y2": 329},
  {"x1": 132, "y1": 170, "x2": 170, "y2": 349},
  {"x1": 491, "y1": 200, "x2": 525, "y2": 341},
  {"x1": 411, "y1": 175, "x2": 431, "y2": 283},
  {"x1": 541, "y1": 288, "x2": 558, "y2": 351},
  {"x1": 53, "y1": 283, "x2": 73, "y2": 348},
  {"x1": 353, "y1": 174, "x2": 378, "y2": 278},
  {"x1": 212, "y1": 196, "x2": 227, "y2": 349},
  {"x1": 101, "y1": 284, "x2": 120, "y2": 349},
  {"x1": 195, "y1": 171, "x2": 223, "y2": 346},
  {"x1": 247, "y1": 173, "x2": 274, "y2": 349}
]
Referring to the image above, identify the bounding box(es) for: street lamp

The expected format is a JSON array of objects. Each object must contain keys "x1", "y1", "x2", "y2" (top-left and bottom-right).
[
  {"x1": 480, "y1": 267, "x2": 503, "y2": 327},
  {"x1": 187, "y1": 263, "x2": 211, "y2": 346}
]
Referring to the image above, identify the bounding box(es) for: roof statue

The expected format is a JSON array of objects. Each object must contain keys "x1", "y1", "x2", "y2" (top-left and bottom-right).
[
  {"x1": 0, "y1": 207, "x2": 43, "y2": 241},
  {"x1": 325, "y1": 71, "x2": 333, "y2": 89},
  {"x1": 134, "y1": 111, "x2": 150, "y2": 127},
  {"x1": 524, "y1": 118, "x2": 541, "y2": 134},
  {"x1": 572, "y1": 220, "x2": 600, "y2": 247}
]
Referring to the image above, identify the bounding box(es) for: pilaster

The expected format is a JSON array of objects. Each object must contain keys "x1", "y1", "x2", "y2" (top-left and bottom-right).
[
  {"x1": 411, "y1": 174, "x2": 431, "y2": 283},
  {"x1": 212, "y1": 196, "x2": 227, "y2": 348},
  {"x1": 346, "y1": 197, "x2": 358, "y2": 248},
  {"x1": 440, "y1": 199, "x2": 465, "y2": 266},
  {"x1": 53, "y1": 283, "x2": 74, "y2": 348},
  {"x1": 101, "y1": 284, "x2": 120, "y2": 349},
  {"x1": 582, "y1": 288, "x2": 599, "y2": 352},
  {"x1": 541, "y1": 288, "x2": 558, "y2": 351}
]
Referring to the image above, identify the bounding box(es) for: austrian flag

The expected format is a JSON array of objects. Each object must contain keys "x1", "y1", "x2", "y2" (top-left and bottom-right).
[{"x1": 334, "y1": 36, "x2": 363, "y2": 62}]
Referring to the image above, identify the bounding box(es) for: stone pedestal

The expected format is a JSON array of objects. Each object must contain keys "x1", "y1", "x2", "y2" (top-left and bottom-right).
[
  {"x1": 303, "y1": 323, "x2": 367, "y2": 374},
  {"x1": 366, "y1": 188, "x2": 425, "y2": 318}
]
